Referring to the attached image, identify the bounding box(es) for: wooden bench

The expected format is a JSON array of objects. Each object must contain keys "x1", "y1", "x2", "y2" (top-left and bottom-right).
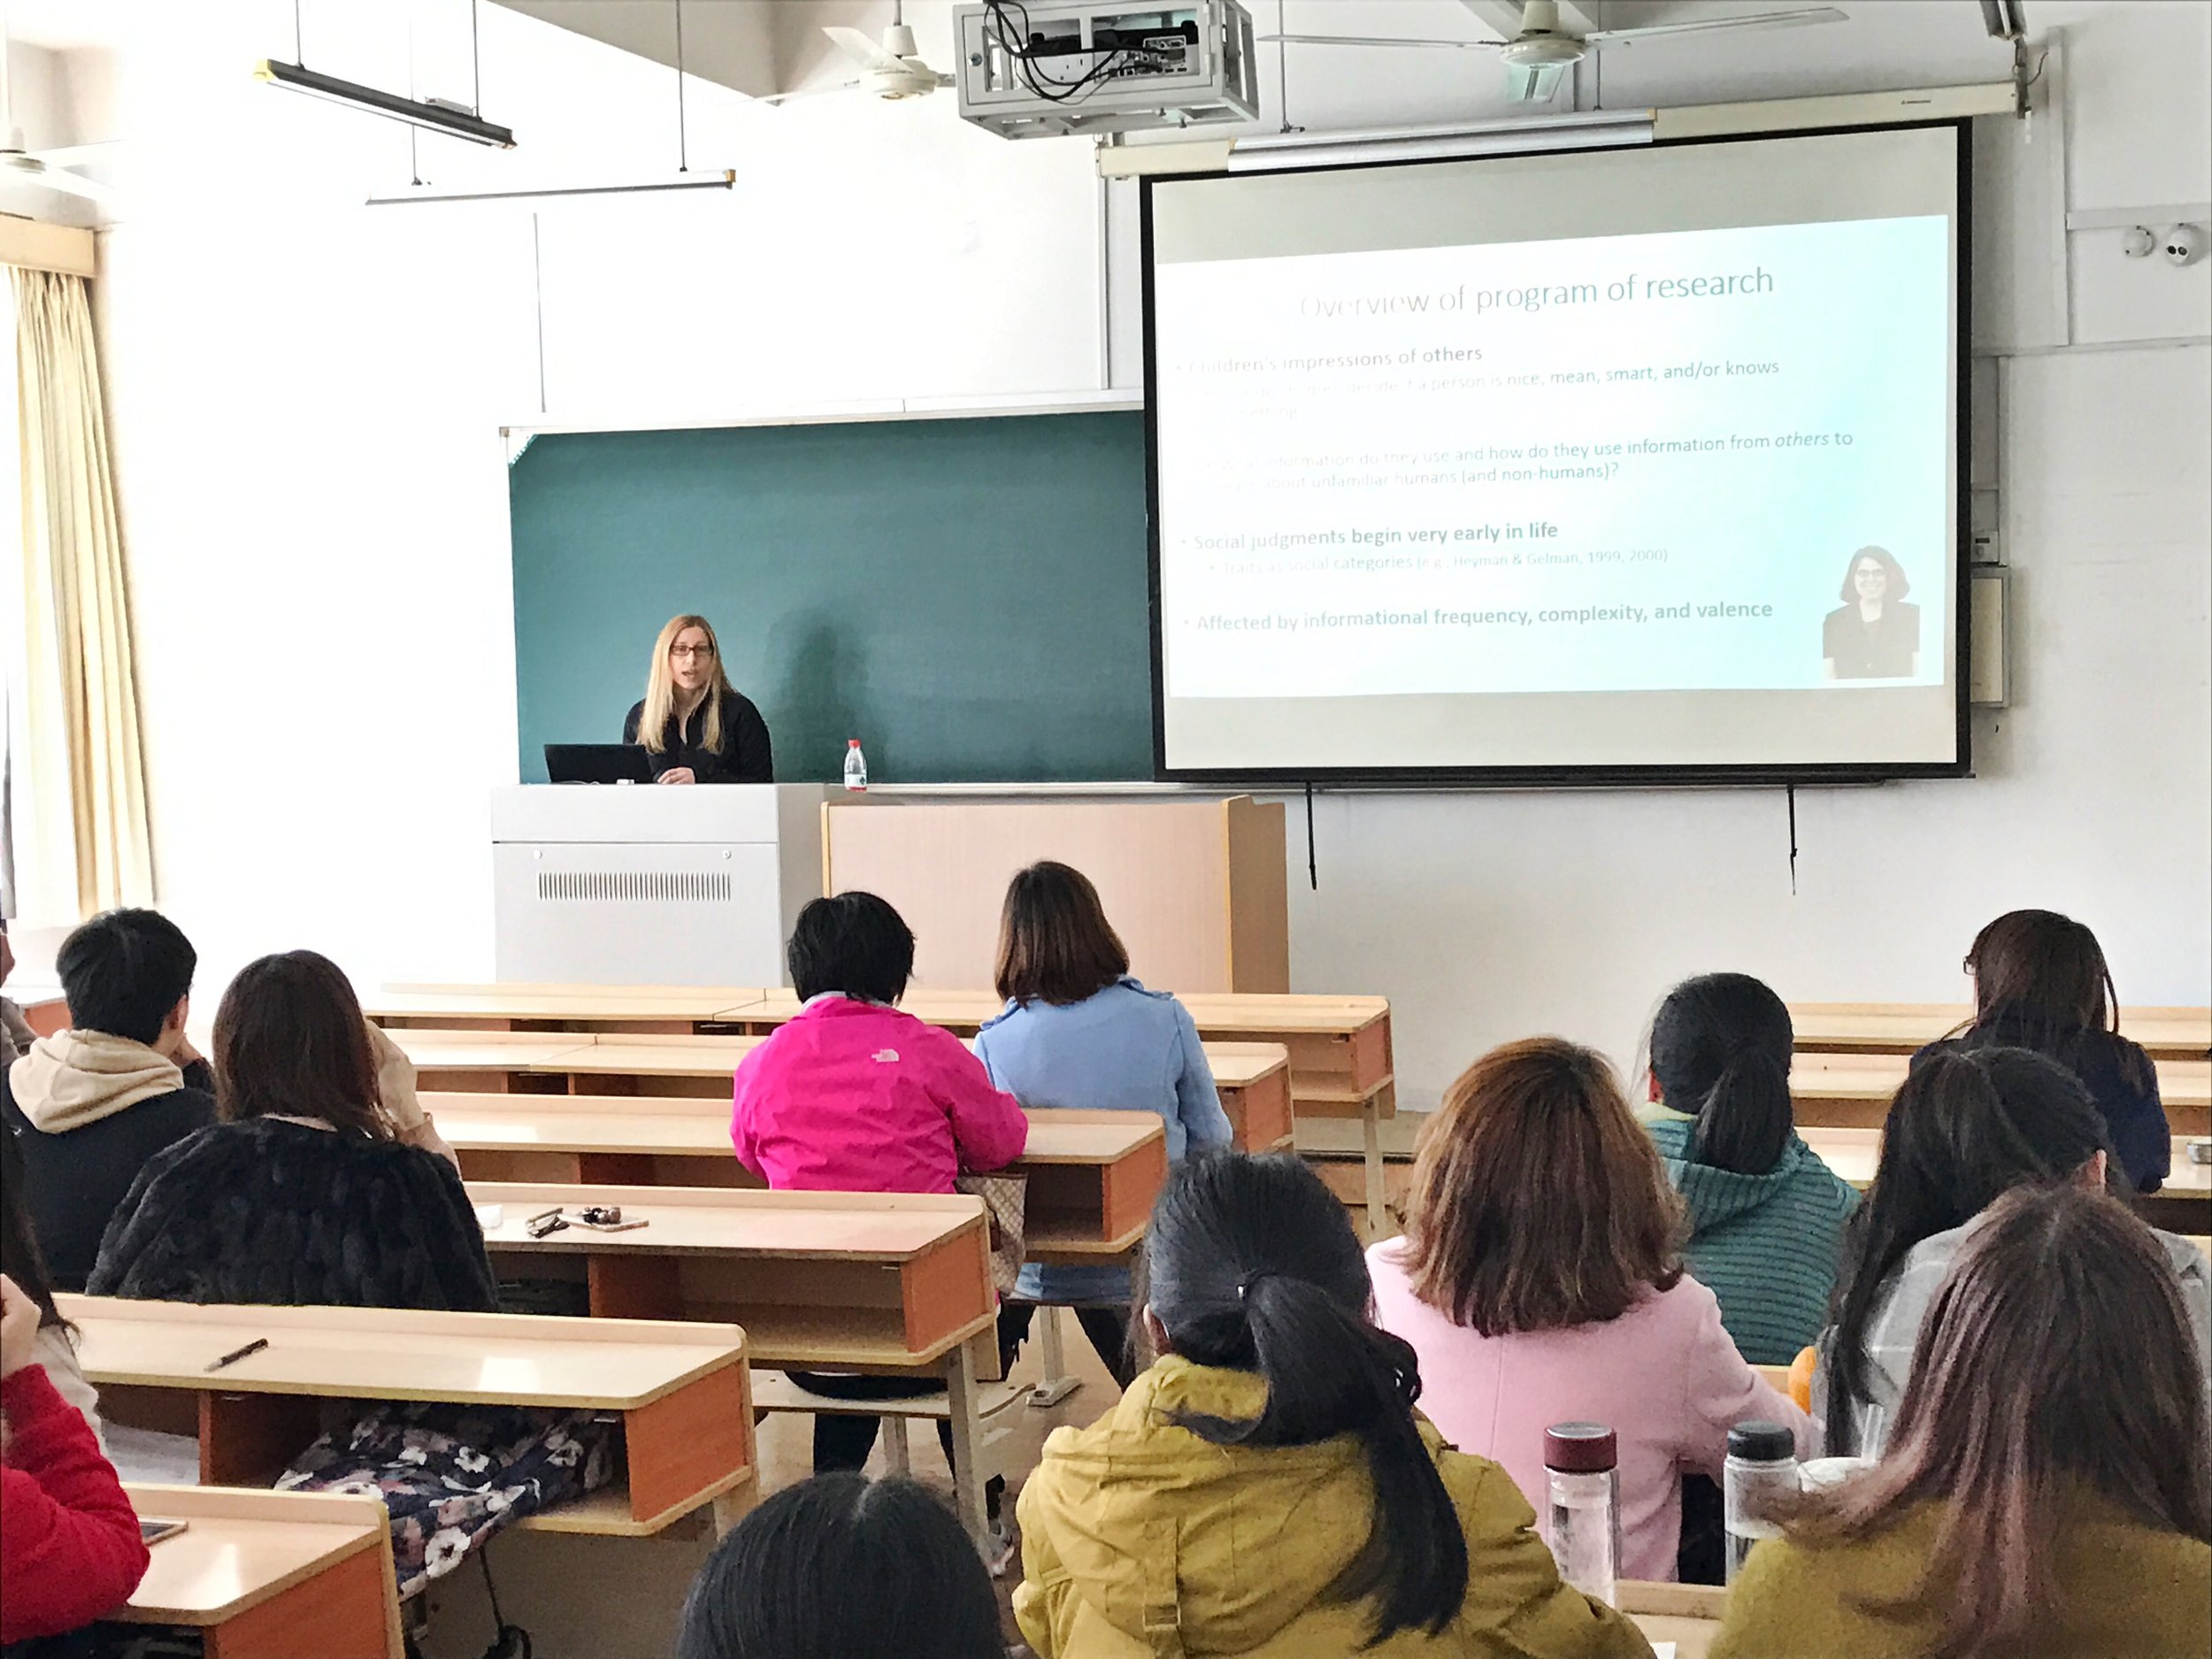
[
  {"x1": 1789, "y1": 1002, "x2": 2212, "y2": 1062},
  {"x1": 116, "y1": 1484, "x2": 403, "y2": 1659},
  {"x1": 58, "y1": 1297, "x2": 756, "y2": 1540},
  {"x1": 1789, "y1": 1052, "x2": 2210, "y2": 1136},
  {"x1": 467, "y1": 1181, "x2": 1002, "y2": 1543},
  {"x1": 1801, "y1": 1126, "x2": 2212, "y2": 1233}
]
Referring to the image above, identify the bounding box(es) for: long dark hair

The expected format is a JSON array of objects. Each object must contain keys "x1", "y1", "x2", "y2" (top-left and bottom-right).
[
  {"x1": 1956, "y1": 909, "x2": 2154, "y2": 1089},
  {"x1": 1139, "y1": 1152, "x2": 1468, "y2": 1645},
  {"x1": 675, "y1": 1473, "x2": 1001, "y2": 1659},
  {"x1": 994, "y1": 861, "x2": 1129, "y2": 1007},
  {"x1": 2, "y1": 1127, "x2": 73, "y2": 1337},
  {"x1": 1790, "y1": 1184, "x2": 2210, "y2": 1659},
  {"x1": 1825, "y1": 1047, "x2": 2112, "y2": 1454},
  {"x1": 212, "y1": 951, "x2": 396, "y2": 1140},
  {"x1": 1649, "y1": 972, "x2": 1796, "y2": 1175}
]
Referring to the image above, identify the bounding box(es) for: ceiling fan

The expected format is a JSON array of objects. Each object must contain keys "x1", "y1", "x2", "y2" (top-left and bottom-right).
[
  {"x1": 1266, "y1": 0, "x2": 1848, "y2": 104},
  {"x1": 0, "y1": 134, "x2": 119, "y2": 207},
  {"x1": 0, "y1": 0, "x2": 119, "y2": 208},
  {"x1": 764, "y1": 1, "x2": 955, "y2": 104}
]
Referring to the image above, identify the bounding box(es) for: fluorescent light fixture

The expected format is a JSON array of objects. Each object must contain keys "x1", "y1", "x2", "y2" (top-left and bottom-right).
[
  {"x1": 255, "y1": 59, "x2": 517, "y2": 148},
  {"x1": 366, "y1": 170, "x2": 735, "y2": 207},
  {"x1": 1978, "y1": 0, "x2": 2025, "y2": 40},
  {"x1": 1226, "y1": 110, "x2": 1653, "y2": 172}
]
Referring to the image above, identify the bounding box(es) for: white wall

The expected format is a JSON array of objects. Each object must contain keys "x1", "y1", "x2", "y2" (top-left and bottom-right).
[{"x1": 60, "y1": 0, "x2": 2212, "y2": 1116}]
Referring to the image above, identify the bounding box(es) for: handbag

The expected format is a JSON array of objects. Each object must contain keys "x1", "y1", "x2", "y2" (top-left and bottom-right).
[{"x1": 955, "y1": 1171, "x2": 1027, "y2": 1295}]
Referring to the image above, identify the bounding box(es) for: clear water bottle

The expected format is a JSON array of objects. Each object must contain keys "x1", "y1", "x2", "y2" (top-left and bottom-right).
[
  {"x1": 842, "y1": 738, "x2": 868, "y2": 792},
  {"x1": 1724, "y1": 1421, "x2": 1799, "y2": 1583},
  {"x1": 1544, "y1": 1422, "x2": 1620, "y2": 1607}
]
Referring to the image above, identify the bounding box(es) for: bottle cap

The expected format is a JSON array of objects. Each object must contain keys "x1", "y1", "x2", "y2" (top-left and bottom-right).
[
  {"x1": 1728, "y1": 1421, "x2": 1797, "y2": 1463},
  {"x1": 1543, "y1": 1422, "x2": 1617, "y2": 1473},
  {"x1": 848, "y1": 738, "x2": 861, "y2": 746}
]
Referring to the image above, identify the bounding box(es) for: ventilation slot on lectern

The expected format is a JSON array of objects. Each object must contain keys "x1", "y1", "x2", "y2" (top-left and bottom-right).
[{"x1": 536, "y1": 872, "x2": 734, "y2": 904}]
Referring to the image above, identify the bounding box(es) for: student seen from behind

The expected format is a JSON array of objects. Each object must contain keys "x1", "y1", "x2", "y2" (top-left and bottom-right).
[
  {"x1": 676, "y1": 1473, "x2": 1002, "y2": 1659},
  {"x1": 973, "y1": 860, "x2": 1233, "y2": 1385},
  {"x1": 1715, "y1": 1183, "x2": 2211, "y2": 1659},
  {"x1": 1818, "y1": 1045, "x2": 2208, "y2": 1457},
  {"x1": 87, "y1": 950, "x2": 498, "y2": 1311},
  {"x1": 1918, "y1": 907, "x2": 2169, "y2": 1191},
  {"x1": 730, "y1": 893, "x2": 1027, "y2": 1534},
  {"x1": 0, "y1": 1271, "x2": 150, "y2": 1646},
  {"x1": 1017, "y1": 1150, "x2": 1653, "y2": 1658},
  {"x1": 1370, "y1": 1038, "x2": 1809, "y2": 1584},
  {"x1": 1643, "y1": 973, "x2": 1858, "y2": 1366},
  {"x1": 1, "y1": 908, "x2": 215, "y2": 1291}
]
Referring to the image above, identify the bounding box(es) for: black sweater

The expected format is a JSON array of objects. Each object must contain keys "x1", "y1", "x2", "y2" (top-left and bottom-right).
[
  {"x1": 88, "y1": 1118, "x2": 500, "y2": 1311},
  {"x1": 1916, "y1": 1009, "x2": 2170, "y2": 1194},
  {"x1": 2, "y1": 1059, "x2": 218, "y2": 1293},
  {"x1": 622, "y1": 694, "x2": 773, "y2": 784}
]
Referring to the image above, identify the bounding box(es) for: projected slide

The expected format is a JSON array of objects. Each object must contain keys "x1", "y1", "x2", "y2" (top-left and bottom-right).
[{"x1": 1148, "y1": 126, "x2": 1963, "y2": 778}]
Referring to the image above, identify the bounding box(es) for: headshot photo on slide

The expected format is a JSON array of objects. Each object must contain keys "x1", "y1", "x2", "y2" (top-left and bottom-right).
[{"x1": 1822, "y1": 546, "x2": 1921, "y2": 680}]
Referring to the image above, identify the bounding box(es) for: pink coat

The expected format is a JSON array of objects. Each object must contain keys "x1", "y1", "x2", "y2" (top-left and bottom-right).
[
  {"x1": 730, "y1": 997, "x2": 1028, "y2": 1194},
  {"x1": 1369, "y1": 1239, "x2": 1813, "y2": 1583}
]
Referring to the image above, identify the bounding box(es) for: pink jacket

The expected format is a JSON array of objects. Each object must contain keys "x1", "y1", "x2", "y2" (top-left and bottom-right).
[
  {"x1": 1369, "y1": 1239, "x2": 1812, "y2": 1583},
  {"x1": 730, "y1": 997, "x2": 1028, "y2": 1193}
]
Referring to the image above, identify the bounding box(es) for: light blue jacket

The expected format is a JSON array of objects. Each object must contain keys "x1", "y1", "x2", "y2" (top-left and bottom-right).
[{"x1": 974, "y1": 977, "x2": 1233, "y2": 1302}]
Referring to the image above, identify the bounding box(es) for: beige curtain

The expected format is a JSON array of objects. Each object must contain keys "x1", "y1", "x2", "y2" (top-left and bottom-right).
[{"x1": 12, "y1": 266, "x2": 153, "y2": 917}]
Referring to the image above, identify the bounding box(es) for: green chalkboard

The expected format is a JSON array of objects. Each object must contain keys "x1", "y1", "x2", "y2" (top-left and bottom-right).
[{"x1": 510, "y1": 412, "x2": 1154, "y2": 785}]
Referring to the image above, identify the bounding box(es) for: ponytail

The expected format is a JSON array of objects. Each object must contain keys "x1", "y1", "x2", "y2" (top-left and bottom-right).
[
  {"x1": 1650, "y1": 972, "x2": 1796, "y2": 1177},
  {"x1": 1691, "y1": 1046, "x2": 1794, "y2": 1175},
  {"x1": 1143, "y1": 1154, "x2": 1470, "y2": 1647}
]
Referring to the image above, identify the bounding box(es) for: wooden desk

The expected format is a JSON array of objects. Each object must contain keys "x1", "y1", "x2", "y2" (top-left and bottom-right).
[
  {"x1": 1789, "y1": 1053, "x2": 2210, "y2": 1136},
  {"x1": 59, "y1": 1297, "x2": 755, "y2": 1539},
  {"x1": 1800, "y1": 1127, "x2": 2211, "y2": 1232},
  {"x1": 117, "y1": 1485, "x2": 402, "y2": 1659},
  {"x1": 1622, "y1": 1579, "x2": 1724, "y2": 1659},
  {"x1": 468, "y1": 1181, "x2": 999, "y2": 1542},
  {"x1": 379, "y1": 982, "x2": 1383, "y2": 1227},
  {"x1": 392, "y1": 1026, "x2": 1288, "y2": 1155},
  {"x1": 1789, "y1": 1002, "x2": 2212, "y2": 1062},
  {"x1": 372, "y1": 984, "x2": 763, "y2": 1035},
  {"x1": 431, "y1": 1094, "x2": 1168, "y2": 1261}
]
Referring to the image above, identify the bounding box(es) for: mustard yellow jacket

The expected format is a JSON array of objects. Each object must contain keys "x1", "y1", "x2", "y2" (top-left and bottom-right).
[
  {"x1": 1014, "y1": 1356, "x2": 1654, "y2": 1659},
  {"x1": 1712, "y1": 1494, "x2": 2212, "y2": 1659}
]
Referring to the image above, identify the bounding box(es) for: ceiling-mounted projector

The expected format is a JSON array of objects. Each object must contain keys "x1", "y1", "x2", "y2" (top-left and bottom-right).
[{"x1": 954, "y1": 0, "x2": 1259, "y2": 139}]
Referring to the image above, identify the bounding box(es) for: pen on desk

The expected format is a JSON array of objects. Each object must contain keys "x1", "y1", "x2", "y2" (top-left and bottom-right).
[{"x1": 204, "y1": 1337, "x2": 270, "y2": 1374}]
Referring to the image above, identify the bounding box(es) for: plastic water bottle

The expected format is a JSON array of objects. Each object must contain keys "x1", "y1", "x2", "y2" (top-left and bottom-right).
[
  {"x1": 842, "y1": 739, "x2": 868, "y2": 792},
  {"x1": 1544, "y1": 1423, "x2": 1620, "y2": 1607},
  {"x1": 1724, "y1": 1421, "x2": 1799, "y2": 1583}
]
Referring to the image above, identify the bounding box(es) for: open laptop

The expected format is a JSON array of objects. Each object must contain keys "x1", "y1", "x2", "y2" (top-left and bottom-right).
[{"x1": 545, "y1": 743, "x2": 654, "y2": 785}]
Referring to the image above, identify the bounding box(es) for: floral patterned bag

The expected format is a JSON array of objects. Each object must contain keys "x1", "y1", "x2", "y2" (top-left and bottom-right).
[{"x1": 278, "y1": 1401, "x2": 615, "y2": 1599}]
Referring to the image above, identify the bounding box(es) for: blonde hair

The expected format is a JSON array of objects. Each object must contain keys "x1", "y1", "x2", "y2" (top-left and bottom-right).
[{"x1": 639, "y1": 614, "x2": 733, "y2": 755}]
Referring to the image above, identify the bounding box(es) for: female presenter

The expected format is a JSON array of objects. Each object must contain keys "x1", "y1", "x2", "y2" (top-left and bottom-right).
[
  {"x1": 1821, "y1": 546, "x2": 1921, "y2": 680},
  {"x1": 622, "y1": 613, "x2": 774, "y2": 784}
]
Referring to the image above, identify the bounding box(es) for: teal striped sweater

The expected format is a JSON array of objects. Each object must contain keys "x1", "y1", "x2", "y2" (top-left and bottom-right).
[{"x1": 1647, "y1": 1115, "x2": 1862, "y2": 1367}]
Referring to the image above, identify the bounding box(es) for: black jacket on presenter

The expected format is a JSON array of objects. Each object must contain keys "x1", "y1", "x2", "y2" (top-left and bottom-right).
[{"x1": 622, "y1": 695, "x2": 774, "y2": 784}]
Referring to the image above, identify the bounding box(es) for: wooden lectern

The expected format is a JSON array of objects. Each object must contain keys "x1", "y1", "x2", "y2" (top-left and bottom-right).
[{"x1": 823, "y1": 795, "x2": 1288, "y2": 994}]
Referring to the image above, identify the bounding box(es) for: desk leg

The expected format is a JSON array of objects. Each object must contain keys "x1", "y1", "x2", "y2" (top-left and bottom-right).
[
  {"x1": 945, "y1": 1344, "x2": 988, "y2": 1550},
  {"x1": 1028, "y1": 1306, "x2": 1081, "y2": 1408},
  {"x1": 1362, "y1": 1102, "x2": 1386, "y2": 1242}
]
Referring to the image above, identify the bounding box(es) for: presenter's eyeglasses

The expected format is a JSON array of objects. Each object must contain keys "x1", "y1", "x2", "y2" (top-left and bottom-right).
[{"x1": 670, "y1": 643, "x2": 716, "y2": 659}]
